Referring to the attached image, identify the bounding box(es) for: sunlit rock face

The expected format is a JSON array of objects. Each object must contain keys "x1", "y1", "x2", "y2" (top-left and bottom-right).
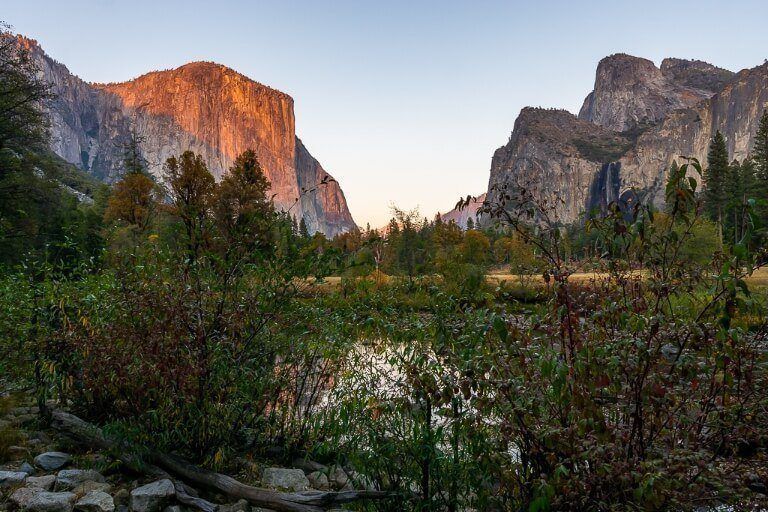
[
  {"x1": 485, "y1": 53, "x2": 768, "y2": 224},
  {"x1": 17, "y1": 35, "x2": 356, "y2": 236}
]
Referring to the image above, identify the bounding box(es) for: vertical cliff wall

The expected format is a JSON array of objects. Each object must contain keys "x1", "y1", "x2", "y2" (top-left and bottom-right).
[{"x1": 18, "y1": 35, "x2": 356, "y2": 236}]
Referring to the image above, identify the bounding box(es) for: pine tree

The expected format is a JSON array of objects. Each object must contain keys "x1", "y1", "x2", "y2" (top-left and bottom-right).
[
  {"x1": 120, "y1": 129, "x2": 149, "y2": 176},
  {"x1": 704, "y1": 131, "x2": 729, "y2": 244},
  {"x1": 752, "y1": 110, "x2": 768, "y2": 228},
  {"x1": 466, "y1": 217, "x2": 475, "y2": 230},
  {"x1": 298, "y1": 217, "x2": 310, "y2": 239},
  {"x1": 754, "y1": 110, "x2": 768, "y2": 180}
]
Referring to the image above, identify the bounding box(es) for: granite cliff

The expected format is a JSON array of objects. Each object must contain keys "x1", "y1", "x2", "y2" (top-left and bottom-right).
[
  {"x1": 19, "y1": 36, "x2": 355, "y2": 237},
  {"x1": 485, "y1": 53, "x2": 767, "y2": 224},
  {"x1": 578, "y1": 54, "x2": 733, "y2": 131}
]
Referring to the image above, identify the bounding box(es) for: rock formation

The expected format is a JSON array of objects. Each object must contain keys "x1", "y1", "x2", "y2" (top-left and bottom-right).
[
  {"x1": 578, "y1": 54, "x2": 733, "y2": 131},
  {"x1": 486, "y1": 107, "x2": 633, "y2": 222},
  {"x1": 485, "y1": 53, "x2": 767, "y2": 224},
  {"x1": 440, "y1": 193, "x2": 486, "y2": 228},
  {"x1": 18, "y1": 35, "x2": 356, "y2": 237}
]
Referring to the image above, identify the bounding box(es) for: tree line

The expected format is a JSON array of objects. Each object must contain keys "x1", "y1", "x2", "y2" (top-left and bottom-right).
[{"x1": 702, "y1": 111, "x2": 768, "y2": 247}]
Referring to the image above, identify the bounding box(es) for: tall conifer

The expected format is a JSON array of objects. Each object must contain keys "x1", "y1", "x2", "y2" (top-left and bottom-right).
[{"x1": 704, "y1": 131, "x2": 729, "y2": 244}]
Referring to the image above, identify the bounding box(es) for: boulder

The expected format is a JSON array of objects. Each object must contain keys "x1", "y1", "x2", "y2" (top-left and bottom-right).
[
  {"x1": 307, "y1": 471, "x2": 329, "y2": 491},
  {"x1": 56, "y1": 470, "x2": 105, "y2": 491},
  {"x1": 348, "y1": 470, "x2": 375, "y2": 491},
  {"x1": 290, "y1": 458, "x2": 327, "y2": 474},
  {"x1": 260, "y1": 468, "x2": 309, "y2": 491},
  {"x1": 327, "y1": 465, "x2": 350, "y2": 491},
  {"x1": 34, "y1": 453, "x2": 72, "y2": 472},
  {"x1": 72, "y1": 481, "x2": 112, "y2": 495},
  {"x1": 129, "y1": 479, "x2": 175, "y2": 512},
  {"x1": 28, "y1": 475, "x2": 57, "y2": 491},
  {"x1": 0, "y1": 470, "x2": 27, "y2": 487},
  {"x1": 75, "y1": 491, "x2": 115, "y2": 512},
  {"x1": 11, "y1": 487, "x2": 44, "y2": 508},
  {"x1": 18, "y1": 490, "x2": 76, "y2": 512},
  {"x1": 112, "y1": 489, "x2": 130, "y2": 505},
  {"x1": 218, "y1": 499, "x2": 249, "y2": 512},
  {"x1": 21, "y1": 462, "x2": 37, "y2": 475}
]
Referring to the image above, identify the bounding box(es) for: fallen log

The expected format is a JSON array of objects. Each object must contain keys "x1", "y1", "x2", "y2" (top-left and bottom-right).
[
  {"x1": 50, "y1": 410, "x2": 216, "y2": 512},
  {"x1": 50, "y1": 410, "x2": 395, "y2": 512}
]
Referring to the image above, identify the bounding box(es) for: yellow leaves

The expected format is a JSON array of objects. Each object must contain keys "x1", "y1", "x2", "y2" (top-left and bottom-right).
[{"x1": 213, "y1": 448, "x2": 224, "y2": 466}]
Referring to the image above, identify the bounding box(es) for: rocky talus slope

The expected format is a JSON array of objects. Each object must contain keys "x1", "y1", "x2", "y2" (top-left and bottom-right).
[
  {"x1": 16, "y1": 36, "x2": 355, "y2": 237},
  {"x1": 485, "y1": 53, "x2": 768, "y2": 223}
]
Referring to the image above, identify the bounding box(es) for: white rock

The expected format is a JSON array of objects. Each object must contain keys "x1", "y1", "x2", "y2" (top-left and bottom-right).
[
  {"x1": 28, "y1": 475, "x2": 57, "y2": 491},
  {"x1": 34, "y1": 452, "x2": 72, "y2": 471},
  {"x1": 129, "y1": 479, "x2": 175, "y2": 512},
  {"x1": 56, "y1": 470, "x2": 105, "y2": 491},
  {"x1": 261, "y1": 468, "x2": 309, "y2": 491},
  {"x1": 11, "y1": 486, "x2": 44, "y2": 508},
  {"x1": 23, "y1": 490, "x2": 76, "y2": 512},
  {"x1": 0, "y1": 470, "x2": 27, "y2": 487},
  {"x1": 75, "y1": 491, "x2": 115, "y2": 512}
]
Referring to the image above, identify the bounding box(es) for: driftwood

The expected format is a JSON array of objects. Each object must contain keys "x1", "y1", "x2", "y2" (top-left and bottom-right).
[{"x1": 50, "y1": 410, "x2": 395, "y2": 512}]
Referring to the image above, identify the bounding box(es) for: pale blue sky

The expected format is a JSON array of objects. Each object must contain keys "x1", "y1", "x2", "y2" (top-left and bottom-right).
[{"x1": 5, "y1": 0, "x2": 768, "y2": 227}]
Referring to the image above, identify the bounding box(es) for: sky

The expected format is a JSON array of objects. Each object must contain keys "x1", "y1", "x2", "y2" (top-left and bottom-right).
[{"x1": 5, "y1": 0, "x2": 768, "y2": 228}]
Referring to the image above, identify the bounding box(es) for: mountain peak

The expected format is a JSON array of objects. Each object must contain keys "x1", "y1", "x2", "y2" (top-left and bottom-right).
[
  {"x1": 578, "y1": 52, "x2": 730, "y2": 131},
  {"x1": 95, "y1": 60, "x2": 293, "y2": 103}
]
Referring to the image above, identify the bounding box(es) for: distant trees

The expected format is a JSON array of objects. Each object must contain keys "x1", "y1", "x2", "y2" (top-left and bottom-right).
[
  {"x1": 700, "y1": 122, "x2": 768, "y2": 248},
  {"x1": 385, "y1": 207, "x2": 427, "y2": 283}
]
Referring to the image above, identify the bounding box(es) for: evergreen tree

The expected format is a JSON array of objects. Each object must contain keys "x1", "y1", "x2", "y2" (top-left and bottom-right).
[
  {"x1": 466, "y1": 217, "x2": 475, "y2": 230},
  {"x1": 754, "y1": 110, "x2": 768, "y2": 180},
  {"x1": 704, "y1": 131, "x2": 729, "y2": 244},
  {"x1": 752, "y1": 110, "x2": 768, "y2": 228},
  {"x1": 120, "y1": 128, "x2": 149, "y2": 176},
  {"x1": 298, "y1": 217, "x2": 310, "y2": 239}
]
